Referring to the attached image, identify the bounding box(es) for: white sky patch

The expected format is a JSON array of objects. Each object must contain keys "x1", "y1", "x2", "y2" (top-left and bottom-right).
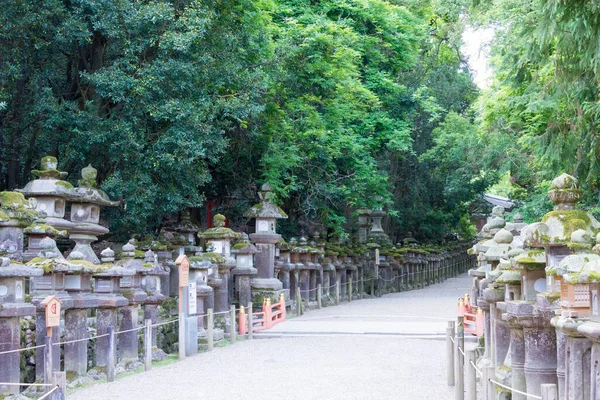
[{"x1": 462, "y1": 26, "x2": 495, "y2": 88}]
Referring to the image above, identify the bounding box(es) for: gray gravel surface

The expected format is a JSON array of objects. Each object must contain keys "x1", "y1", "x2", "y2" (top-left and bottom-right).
[{"x1": 68, "y1": 274, "x2": 472, "y2": 400}]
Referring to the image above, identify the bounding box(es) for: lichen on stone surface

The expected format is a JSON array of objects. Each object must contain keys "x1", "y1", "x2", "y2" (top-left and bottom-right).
[
  {"x1": 189, "y1": 252, "x2": 226, "y2": 264},
  {"x1": 0, "y1": 191, "x2": 38, "y2": 223}
]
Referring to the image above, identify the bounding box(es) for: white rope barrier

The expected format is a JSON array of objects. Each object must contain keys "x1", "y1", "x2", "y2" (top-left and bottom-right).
[
  {"x1": 53, "y1": 333, "x2": 110, "y2": 346},
  {"x1": 38, "y1": 385, "x2": 60, "y2": 400},
  {"x1": 0, "y1": 382, "x2": 54, "y2": 387},
  {"x1": 470, "y1": 360, "x2": 482, "y2": 376},
  {"x1": 152, "y1": 318, "x2": 179, "y2": 328},
  {"x1": 0, "y1": 344, "x2": 46, "y2": 356},
  {"x1": 489, "y1": 378, "x2": 542, "y2": 399}
]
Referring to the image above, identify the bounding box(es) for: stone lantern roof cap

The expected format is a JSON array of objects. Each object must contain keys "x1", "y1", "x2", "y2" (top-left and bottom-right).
[
  {"x1": 232, "y1": 233, "x2": 260, "y2": 254},
  {"x1": 0, "y1": 191, "x2": 39, "y2": 224},
  {"x1": 244, "y1": 183, "x2": 288, "y2": 219},
  {"x1": 24, "y1": 221, "x2": 67, "y2": 237},
  {"x1": 69, "y1": 164, "x2": 119, "y2": 206},
  {"x1": 198, "y1": 214, "x2": 241, "y2": 240},
  {"x1": 568, "y1": 259, "x2": 600, "y2": 283},
  {"x1": 18, "y1": 156, "x2": 80, "y2": 199},
  {"x1": 168, "y1": 210, "x2": 199, "y2": 234},
  {"x1": 0, "y1": 256, "x2": 44, "y2": 277}
]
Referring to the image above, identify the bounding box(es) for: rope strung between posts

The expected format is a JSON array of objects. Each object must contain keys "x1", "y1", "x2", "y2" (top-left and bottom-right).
[
  {"x1": 38, "y1": 385, "x2": 60, "y2": 400},
  {"x1": 152, "y1": 318, "x2": 179, "y2": 328},
  {"x1": 488, "y1": 378, "x2": 542, "y2": 399},
  {"x1": 0, "y1": 344, "x2": 46, "y2": 356},
  {"x1": 470, "y1": 360, "x2": 482, "y2": 376},
  {"x1": 457, "y1": 345, "x2": 465, "y2": 357},
  {"x1": 0, "y1": 382, "x2": 54, "y2": 387},
  {"x1": 53, "y1": 333, "x2": 109, "y2": 346}
]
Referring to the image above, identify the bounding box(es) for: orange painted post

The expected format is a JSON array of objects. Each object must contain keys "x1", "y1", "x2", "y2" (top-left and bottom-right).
[
  {"x1": 279, "y1": 293, "x2": 286, "y2": 323},
  {"x1": 458, "y1": 298, "x2": 465, "y2": 316},
  {"x1": 247, "y1": 302, "x2": 253, "y2": 340},
  {"x1": 476, "y1": 308, "x2": 484, "y2": 337},
  {"x1": 238, "y1": 306, "x2": 246, "y2": 336},
  {"x1": 265, "y1": 298, "x2": 273, "y2": 329}
]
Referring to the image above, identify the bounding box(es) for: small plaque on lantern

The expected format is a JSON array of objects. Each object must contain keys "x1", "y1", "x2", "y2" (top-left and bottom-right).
[
  {"x1": 41, "y1": 295, "x2": 62, "y2": 328},
  {"x1": 176, "y1": 255, "x2": 190, "y2": 287},
  {"x1": 188, "y1": 282, "x2": 197, "y2": 315},
  {"x1": 593, "y1": 290, "x2": 599, "y2": 317}
]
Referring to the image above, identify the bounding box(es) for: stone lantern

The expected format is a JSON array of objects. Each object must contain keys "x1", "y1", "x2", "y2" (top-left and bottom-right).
[
  {"x1": 18, "y1": 156, "x2": 77, "y2": 234},
  {"x1": 368, "y1": 207, "x2": 391, "y2": 247},
  {"x1": 357, "y1": 208, "x2": 371, "y2": 244},
  {"x1": 0, "y1": 191, "x2": 39, "y2": 262},
  {"x1": 198, "y1": 214, "x2": 240, "y2": 327},
  {"x1": 23, "y1": 221, "x2": 66, "y2": 262},
  {"x1": 244, "y1": 183, "x2": 287, "y2": 302},
  {"x1": 188, "y1": 252, "x2": 216, "y2": 337},
  {"x1": 68, "y1": 164, "x2": 119, "y2": 263},
  {"x1": 57, "y1": 250, "x2": 102, "y2": 379},
  {"x1": 116, "y1": 239, "x2": 149, "y2": 365},
  {"x1": 140, "y1": 249, "x2": 169, "y2": 360},
  {"x1": 28, "y1": 237, "x2": 79, "y2": 382},
  {"x1": 0, "y1": 257, "x2": 43, "y2": 395},
  {"x1": 232, "y1": 233, "x2": 259, "y2": 307},
  {"x1": 92, "y1": 248, "x2": 134, "y2": 372},
  {"x1": 274, "y1": 238, "x2": 292, "y2": 292}
]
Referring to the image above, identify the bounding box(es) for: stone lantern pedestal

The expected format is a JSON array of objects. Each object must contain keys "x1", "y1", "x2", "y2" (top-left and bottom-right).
[
  {"x1": 92, "y1": 249, "x2": 133, "y2": 372},
  {"x1": 140, "y1": 250, "x2": 169, "y2": 360},
  {"x1": 0, "y1": 257, "x2": 43, "y2": 395},
  {"x1": 198, "y1": 214, "x2": 240, "y2": 333},
  {"x1": 28, "y1": 238, "x2": 78, "y2": 382},
  {"x1": 62, "y1": 253, "x2": 100, "y2": 378},
  {"x1": 189, "y1": 255, "x2": 215, "y2": 337},
  {"x1": 116, "y1": 240, "x2": 149, "y2": 366}
]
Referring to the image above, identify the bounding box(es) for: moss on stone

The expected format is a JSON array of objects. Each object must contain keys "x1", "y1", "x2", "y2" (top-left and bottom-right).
[
  {"x1": 542, "y1": 210, "x2": 592, "y2": 237},
  {"x1": 189, "y1": 252, "x2": 226, "y2": 264},
  {"x1": 232, "y1": 242, "x2": 249, "y2": 251},
  {"x1": 541, "y1": 292, "x2": 561, "y2": 303},
  {"x1": 55, "y1": 180, "x2": 74, "y2": 189}
]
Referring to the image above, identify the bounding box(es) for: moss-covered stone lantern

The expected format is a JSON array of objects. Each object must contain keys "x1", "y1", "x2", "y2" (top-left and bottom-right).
[
  {"x1": 68, "y1": 164, "x2": 119, "y2": 263},
  {"x1": 244, "y1": 183, "x2": 287, "y2": 302}
]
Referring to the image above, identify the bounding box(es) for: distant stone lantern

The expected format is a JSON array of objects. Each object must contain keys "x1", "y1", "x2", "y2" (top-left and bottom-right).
[
  {"x1": 68, "y1": 164, "x2": 119, "y2": 264},
  {"x1": 244, "y1": 183, "x2": 287, "y2": 302},
  {"x1": 0, "y1": 256, "x2": 43, "y2": 395},
  {"x1": 18, "y1": 156, "x2": 77, "y2": 234},
  {"x1": 0, "y1": 191, "x2": 39, "y2": 262},
  {"x1": 231, "y1": 233, "x2": 259, "y2": 307},
  {"x1": 93, "y1": 248, "x2": 134, "y2": 370},
  {"x1": 198, "y1": 214, "x2": 240, "y2": 332}
]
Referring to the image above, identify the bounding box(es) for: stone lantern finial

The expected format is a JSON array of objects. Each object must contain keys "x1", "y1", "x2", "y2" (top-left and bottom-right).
[
  {"x1": 213, "y1": 214, "x2": 226, "y2": 228},
  {"x1": 549, "y1": 173, "x2": 582, "y2": 210},
  {"x1": 101, "y1": 247, "x2": 115, "y2": 263},
  {"x1": 78, "y1": 164, "x2": 98, "y2": 188},
  {"x1": 32, "y1": 156, "x2": 68, "y2": 180},
  {"x1": 121, "y1": 239, "x2": 136, "y2": 258}
]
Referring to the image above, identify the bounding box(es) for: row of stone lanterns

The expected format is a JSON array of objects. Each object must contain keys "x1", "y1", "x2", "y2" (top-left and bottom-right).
[
  {"x1": 468, "y1": 173, "x2": 600, "y2": 400},
  {"x1": 0, "y1": 156, "x2": 474, "y2": 396}
]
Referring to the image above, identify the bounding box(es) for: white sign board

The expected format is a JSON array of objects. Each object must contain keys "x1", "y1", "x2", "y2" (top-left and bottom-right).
[
  {"x1": 593, "y1": 290, "x2": 599, "y2": 316},
  {"x1": 188, "y1": 282, "x2": 197, "y2": 315}
]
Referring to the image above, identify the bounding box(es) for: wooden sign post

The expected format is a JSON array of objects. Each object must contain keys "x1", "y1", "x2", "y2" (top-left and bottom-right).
[
  {"x1": 40, "y1": 295, "x2": 62, "y2": 389},
  {"x1": 175, "y1": 255, "x2": 190, "y2": 360}
]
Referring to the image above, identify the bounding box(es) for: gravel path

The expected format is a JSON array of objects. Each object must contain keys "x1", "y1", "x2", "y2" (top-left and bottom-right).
[{"x1": 68, "y1": 274, "x2": 472, "y2": 400}]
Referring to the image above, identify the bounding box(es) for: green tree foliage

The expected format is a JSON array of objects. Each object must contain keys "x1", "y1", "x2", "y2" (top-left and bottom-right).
[
  {"x1": 469, "y1": 0, "x2": 600, "y2": 222},
  {"x1": 0, "y1": 0, "x2": 482, "y2": 241}
]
